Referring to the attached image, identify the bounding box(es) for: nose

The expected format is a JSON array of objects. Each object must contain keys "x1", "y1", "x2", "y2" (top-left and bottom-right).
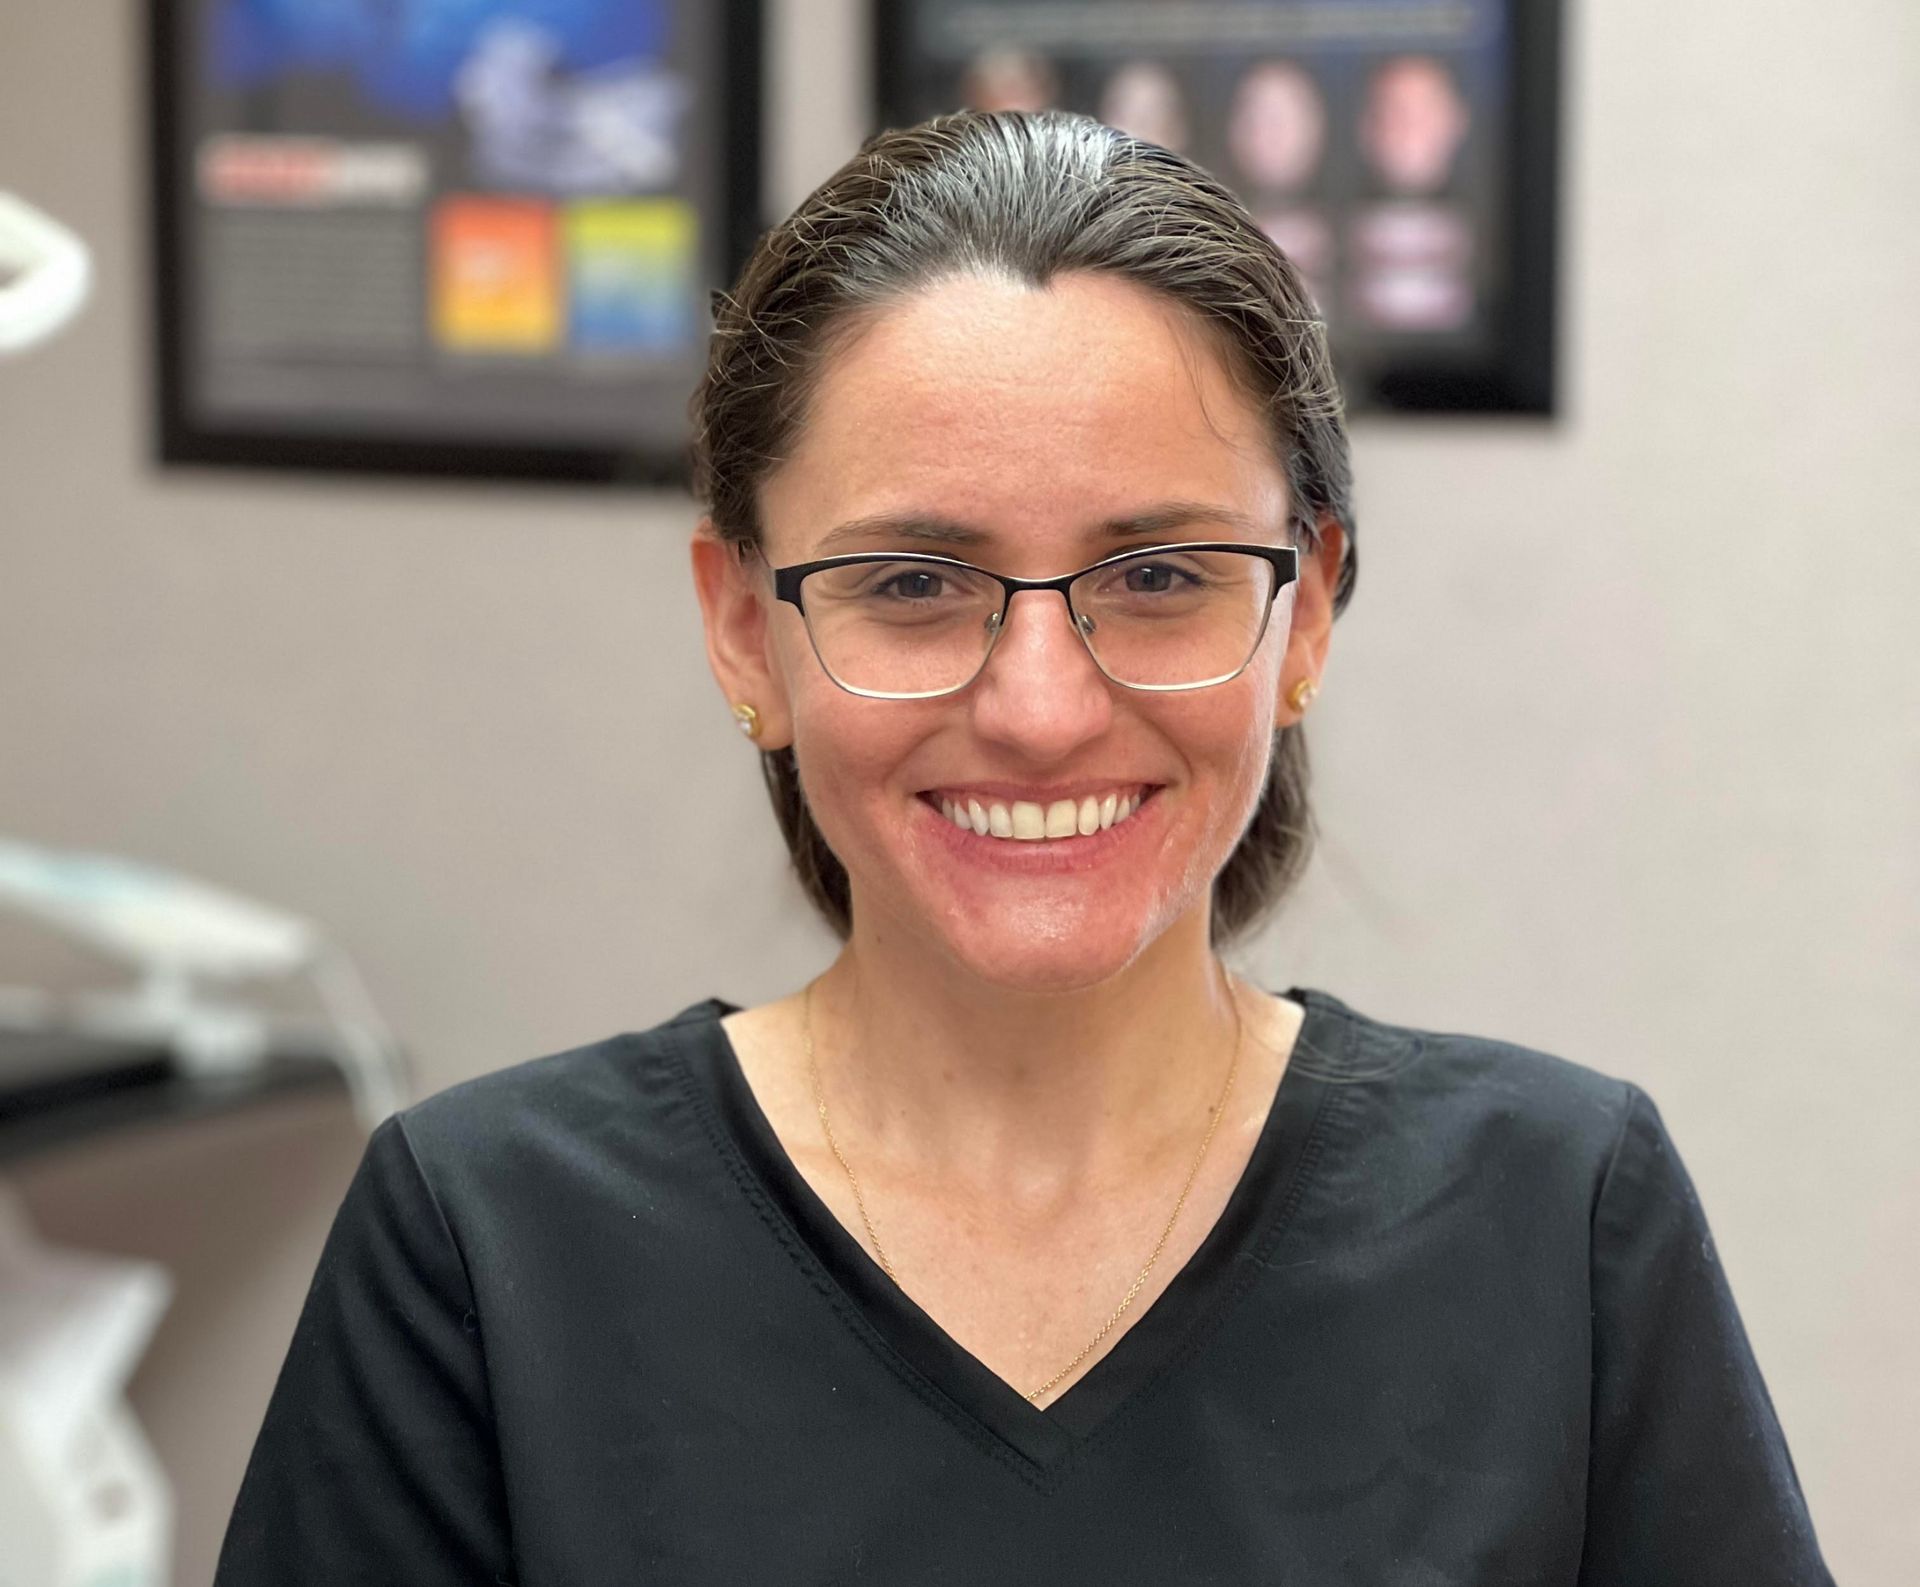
[{"x1": 967, "y1": 588, "x2": 1113, "y2": 759}]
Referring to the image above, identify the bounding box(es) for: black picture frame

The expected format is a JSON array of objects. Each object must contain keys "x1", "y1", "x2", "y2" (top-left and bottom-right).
[
  {"x1": 874, "y1": 0, "x2": 1561, "y2": 417},
  {"x1": 148, "y1": 0, "x2": 764, "y2": 485}
]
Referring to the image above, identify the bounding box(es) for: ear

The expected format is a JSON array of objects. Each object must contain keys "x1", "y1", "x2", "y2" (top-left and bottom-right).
[
  {"x1": 1276, "y1": 515, "x2": 1347, "y2": 728},
  {"x1": 690, "y1": 520, "x2": 795, "y2": 750}
]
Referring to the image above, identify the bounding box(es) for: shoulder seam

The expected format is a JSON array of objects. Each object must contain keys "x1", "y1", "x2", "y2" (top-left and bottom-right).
[
  {"x1": 1589, "y1": 1079, "x2": 1647, "y2": 1229},
  {"x1": 390, "y1": 1114, "x2": 482, "y2": 1312},
  {"x1": 1285, "y1": 995, "x2": 1425, "y2": 1084}
]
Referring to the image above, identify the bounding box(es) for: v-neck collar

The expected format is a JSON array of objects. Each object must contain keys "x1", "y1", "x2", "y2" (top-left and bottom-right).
[{"x1": 667, "y1": 990, "x2": 1346, "y2": 1480}]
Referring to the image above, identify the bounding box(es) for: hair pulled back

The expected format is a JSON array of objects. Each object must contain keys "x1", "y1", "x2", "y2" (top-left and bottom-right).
[{"x1": 692, "y1": 109, "x2": 1357, "y2": 944}]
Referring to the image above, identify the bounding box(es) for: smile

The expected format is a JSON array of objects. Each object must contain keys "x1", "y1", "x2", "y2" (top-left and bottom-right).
[{"x1": 926, "y1": 787, "x2": 1151, "y2": 842}]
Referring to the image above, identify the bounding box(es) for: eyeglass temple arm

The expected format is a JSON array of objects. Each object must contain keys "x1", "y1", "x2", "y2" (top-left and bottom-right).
[{"x1": 772, "y1": 565, "x2": 808, "y2": 609}]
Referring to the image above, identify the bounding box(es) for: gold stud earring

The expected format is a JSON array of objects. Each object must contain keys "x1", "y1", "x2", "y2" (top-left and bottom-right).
[
  {"x1": 731, "y1": 702, "x2": 761, "y2": 740},
  {"x1": 1287, "y1": 677, "x2": 1319, "y2": 714}
]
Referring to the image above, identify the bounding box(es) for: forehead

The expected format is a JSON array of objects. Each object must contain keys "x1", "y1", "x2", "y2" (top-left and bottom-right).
[{"x1": 758, "y1": 271, "x2": 1288, "y2": 565}]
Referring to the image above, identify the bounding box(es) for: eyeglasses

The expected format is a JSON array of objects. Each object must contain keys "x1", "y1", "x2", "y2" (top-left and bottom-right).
[{"x1": 771, "y1": 542, "x2": 1299, "y2": 700}]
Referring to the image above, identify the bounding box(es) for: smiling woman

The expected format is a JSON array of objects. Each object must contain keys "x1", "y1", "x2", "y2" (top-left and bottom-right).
[{"x1": 214, "y1": 113, "x2": 1833, "y2": 1586}]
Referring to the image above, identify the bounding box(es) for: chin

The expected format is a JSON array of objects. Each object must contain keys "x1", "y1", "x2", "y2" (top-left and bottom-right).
[
  {"x1": 933, "y1": 897, "x2": 1167, "y2": 994},
  {"x1": 884, "y1": 855, "x2": 1208, "y2": 994}
]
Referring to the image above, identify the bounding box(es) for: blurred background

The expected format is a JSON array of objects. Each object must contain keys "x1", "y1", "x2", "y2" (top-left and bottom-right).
[{"x1": 1, "y1": 1, "x2": 1915, "y2": 1582}]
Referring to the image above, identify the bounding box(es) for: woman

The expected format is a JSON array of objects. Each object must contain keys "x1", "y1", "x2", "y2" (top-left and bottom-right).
[{"x1": 217, "y1": 113, "x2": 1831, "y2": 1583}]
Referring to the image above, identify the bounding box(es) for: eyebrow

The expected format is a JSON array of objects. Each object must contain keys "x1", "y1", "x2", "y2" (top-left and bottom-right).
[{"x1": 811, "y1": 501, "x2": 1270, "y2": 553}]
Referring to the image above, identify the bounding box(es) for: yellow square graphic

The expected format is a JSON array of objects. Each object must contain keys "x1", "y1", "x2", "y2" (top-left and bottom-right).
[{"x1": 566, "y1": 197, "x2": 696, "y2": 255}]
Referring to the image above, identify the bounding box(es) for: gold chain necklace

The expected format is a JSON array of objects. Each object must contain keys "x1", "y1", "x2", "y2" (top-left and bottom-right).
[{"x1": 801, "y1": 979, "x2": 1243, "y2": 1403}]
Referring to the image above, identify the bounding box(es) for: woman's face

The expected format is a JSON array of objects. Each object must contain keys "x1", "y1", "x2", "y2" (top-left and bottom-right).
[{"x1": 696, "y1": 271, "x2": 1339, "y2": 992}]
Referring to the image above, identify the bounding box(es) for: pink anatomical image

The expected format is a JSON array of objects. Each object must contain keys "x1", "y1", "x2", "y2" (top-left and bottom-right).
[
  {"x1": 1098, "y1": 60, "x2": 1190, "y2": 153},
  {"x1": 1360, "y1": 55, "x2": 1470, "y2": 194},
  {"x1": 1226, "y1": 59, "x2": 1327, "y2": 192}
]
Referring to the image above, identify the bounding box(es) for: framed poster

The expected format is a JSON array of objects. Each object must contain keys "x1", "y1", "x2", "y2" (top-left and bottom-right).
[
  {"x1": 877, "y1": 0, "x2": 1560, "y2": 415},
  {"x1": 149, "y1": 0, "x2": 763, "y2": 482}
]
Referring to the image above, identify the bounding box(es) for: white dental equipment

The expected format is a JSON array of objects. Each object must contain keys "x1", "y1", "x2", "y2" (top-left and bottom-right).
[
  {"x1": 0, "y1": 837, "x2": 410, "y2": 1131},
  {"x1": 0, "y1": 193, "x2": 92, "y2": 354},
  {"x1": 0, "y1": 1189, "x2": 174, "y2": 1587}
]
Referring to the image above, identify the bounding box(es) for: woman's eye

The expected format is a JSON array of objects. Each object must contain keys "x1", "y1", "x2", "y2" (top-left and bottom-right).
[
  {"x1": 1124, "y1": 563, "x2": 1181, "y2": 594},
  {"x1": 879, "y1": 571, "x2": 944, "y2": 600}
]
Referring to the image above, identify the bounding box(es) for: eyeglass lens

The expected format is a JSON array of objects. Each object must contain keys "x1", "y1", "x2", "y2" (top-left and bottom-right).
[{"x1": 797, "y1": 547, "x2": 1282, "y2": 698}]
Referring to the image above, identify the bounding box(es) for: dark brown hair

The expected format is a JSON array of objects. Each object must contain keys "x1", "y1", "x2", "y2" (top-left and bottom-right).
[{"x1": 692, "y1": 110, "x2": 1357, "y2": 943}]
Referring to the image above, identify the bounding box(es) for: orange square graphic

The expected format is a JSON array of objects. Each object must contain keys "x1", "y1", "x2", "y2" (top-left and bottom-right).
[{"x1": 431, "y1": 198, "x2": 561, "y2": 353}]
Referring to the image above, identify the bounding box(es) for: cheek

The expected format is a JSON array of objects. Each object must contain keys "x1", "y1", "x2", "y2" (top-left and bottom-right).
[
  {"x1": 1178, "y1": 700, "x2": 1278, "y2": 872},
  {"x1": 786, "y1": 681, "x2": 932, "y2": 855},
  {"x1": 1133, "y1": 680, "x2": 1282, "y2": 920},
  {"x1": 769, "y1": 618, "x2": 890, "y2": 787},
  {"x1": 1175, "y1": 663, "x2": 1279, "y2": 809}
]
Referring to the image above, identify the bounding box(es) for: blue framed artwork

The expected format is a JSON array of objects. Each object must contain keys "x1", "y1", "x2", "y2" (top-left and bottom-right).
[{"x1": 150, "y1": 0, "x2": 764, "y2": 482}]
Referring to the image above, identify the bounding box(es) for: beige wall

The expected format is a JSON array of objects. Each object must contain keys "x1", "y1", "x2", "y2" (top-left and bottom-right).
[{"x1": 3, "y1": 2, "x2": 1915, "y2": 1581}]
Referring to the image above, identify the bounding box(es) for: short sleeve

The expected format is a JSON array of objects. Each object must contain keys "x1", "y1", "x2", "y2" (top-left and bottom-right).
[
  {"x1": 1578, "y1": 1087, "x2": 1832, "y2": 1585},
  {"x1": 214, "y1": 1116, "x2": 516, "y2": 1586}
]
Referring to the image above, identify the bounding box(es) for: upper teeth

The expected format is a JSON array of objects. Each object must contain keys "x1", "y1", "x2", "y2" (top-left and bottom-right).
[{"x1": 937, "y1": 791, "x2": 1144, "y2": 841}]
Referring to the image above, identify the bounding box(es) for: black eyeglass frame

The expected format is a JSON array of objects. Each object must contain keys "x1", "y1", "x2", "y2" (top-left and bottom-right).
[{"x1": 771, "y1": 541, "x2": 1301, "y2": 700}]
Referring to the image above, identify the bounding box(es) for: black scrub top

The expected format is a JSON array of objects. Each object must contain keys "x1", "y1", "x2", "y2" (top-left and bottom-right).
[{"x1": 214, "y1": 991, "x2": 1833, "y2": 1585}]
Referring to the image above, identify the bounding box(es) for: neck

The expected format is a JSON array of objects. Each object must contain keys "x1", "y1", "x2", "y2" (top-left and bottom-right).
[{"x1": 812, "y1": 904, "x2": 1241, "y2": 1180}]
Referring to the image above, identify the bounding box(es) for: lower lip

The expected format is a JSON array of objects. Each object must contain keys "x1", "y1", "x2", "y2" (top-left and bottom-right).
[{"x1": 915, "y1": 793, "x2": 1163, "y2": 872}]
